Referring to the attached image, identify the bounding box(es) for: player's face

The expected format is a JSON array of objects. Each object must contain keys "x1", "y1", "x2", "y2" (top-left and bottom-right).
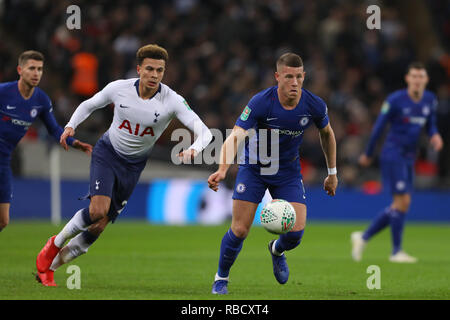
[
  {"x1": 137, "y1": 58, "x2": 165, "y2": 90},
  {"x1": 17, "y1": 59, "x2": 43, "y2": 87},
  {"x1": 275, "y1": 65, "x2": 305, "y2": 100},
  {"x1": 405, "y1": 68, "x2": 428, "y2": 94}
]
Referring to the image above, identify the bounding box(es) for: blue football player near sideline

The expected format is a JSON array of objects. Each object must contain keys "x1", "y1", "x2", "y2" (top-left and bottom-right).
[
  {"x1": 352, "y1": 62, "x2": 444, "y2": 263},
  {"x1": 0, "y1": 50, "x2": 92, "y2": 232},
  {"x1": 208, "y1": 53, "x2": 338, "y2": 294}
]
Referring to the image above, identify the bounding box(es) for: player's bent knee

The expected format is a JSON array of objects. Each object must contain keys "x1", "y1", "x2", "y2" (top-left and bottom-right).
[
  {"x1": 231, "y1": 224, "x2": 250, "y2": 239},
  {"x1": 0, "y1": 220, "x2": 8, "y2": 230},
  {"x1": 0, "y1": 217, "x2": 9, "y2": 230},
  {"x1": 88, "y1": 205, "x2": 109, "y2": 223},
  {"x1": 89, "y1": 196, "x2": 112, "y2": 222},
  {"x1": 393, "y1": 195, "x2": 411, "y2": 213}
]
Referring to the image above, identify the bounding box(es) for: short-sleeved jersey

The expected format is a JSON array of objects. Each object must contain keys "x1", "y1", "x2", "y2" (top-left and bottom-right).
[
  {"x1": 365, "y1": 89, "x2": 438, "y2": 163},
  {"x1": 235, "y1": 86, "x2": 329, "y2": 174},
  {"x1": 66, "y1": 78, "x2": 211, "y2": 161},
  {"x1": 0, "y1": 81, "x2": 73, "y2": 165}
]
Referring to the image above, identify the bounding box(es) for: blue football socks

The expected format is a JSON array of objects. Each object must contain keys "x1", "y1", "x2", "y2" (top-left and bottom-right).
[
  {"x1": 362, "y1": 207, "x2": 391, "y2": 241},
  {"x1": 389, "y1": 209, "x2": 406, "y2": 255},
  {"x1": 274, "y1": 230, "x2": 304, "y2": 254},
  {"x1": 217, "y1": 228, "x2": 245, "y2": 278}
]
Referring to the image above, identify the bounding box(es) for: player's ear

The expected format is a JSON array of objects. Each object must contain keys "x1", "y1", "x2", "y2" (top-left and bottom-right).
[
  {"x1": 274, "y1": 71, "x2": 279, "y2": 82},
  {"x1": 17, "y1": 65, "x2": 22, "y2": 76},
  {"x1": 136, "y1": 64, "x2": 141, "y2": 76}
]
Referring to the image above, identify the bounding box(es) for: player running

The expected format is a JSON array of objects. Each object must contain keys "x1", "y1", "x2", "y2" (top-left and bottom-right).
[
  {"x1": 352, "y1": 62, "x2": 443, "y2": 263},
  {"x1": 0, "y1": 50, "x2": 92, "y2": 232},
  {"x1": 35, "y1": 44, "x2": 213, "y2": 286},
  {"x1": 208, "y1": 53, "x2": 338, "y2": 294}
]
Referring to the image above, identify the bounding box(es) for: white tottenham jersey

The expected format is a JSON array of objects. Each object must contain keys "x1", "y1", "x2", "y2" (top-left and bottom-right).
[{"x1": 66, "y1": 78, "x2": 212, "y2": 159}]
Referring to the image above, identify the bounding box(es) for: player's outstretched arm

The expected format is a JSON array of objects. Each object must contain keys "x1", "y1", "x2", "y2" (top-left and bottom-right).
[
  {"x1": 207, "y1": 125, "x2": 247, "y2": 192},
  {"x1": 319, "y1": 124, "x2": 338, "y2": 196}
]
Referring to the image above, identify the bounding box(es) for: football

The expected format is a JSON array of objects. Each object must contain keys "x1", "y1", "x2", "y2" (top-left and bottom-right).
[{"x1": 260, "y1": 199, "x2": 296, "y2": 234}]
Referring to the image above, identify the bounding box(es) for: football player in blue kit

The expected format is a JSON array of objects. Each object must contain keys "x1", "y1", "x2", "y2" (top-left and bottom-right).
[
  {"x1": 0, "y1": 50, "x2": 92, "y2": 232},
  {"x1": 352, "y1": 62, "x2": 444, "y2": 263},
  {"x1": 208, "y1": 53, "x2": 338, "y2": 294}
]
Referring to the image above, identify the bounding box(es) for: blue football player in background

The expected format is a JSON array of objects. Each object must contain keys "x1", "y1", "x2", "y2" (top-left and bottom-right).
[
  {"x1": 352, "y1": 62, "x2": 444, "y2": 263},
  {"x1": 208, "y1": 53, "x2": 338, "y2": 294},
  {"x1": 0, "y1": 50, "x2": 92, "y2": 232}
]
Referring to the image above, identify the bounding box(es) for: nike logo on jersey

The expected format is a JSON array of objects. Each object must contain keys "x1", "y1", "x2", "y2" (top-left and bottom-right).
[
  {"x1": 6, "y1": 105, "x2": 16, "y2": 110},
  {"x1": 119, "y1": 104, "x2": 131, "y2": 108},
  {"x1": 266, "y1": 117, "x2": 278, "y2": 121}
]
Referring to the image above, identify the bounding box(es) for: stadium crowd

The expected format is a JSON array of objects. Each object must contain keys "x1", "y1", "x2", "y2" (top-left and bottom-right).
[{"x1": 0, "y1": 0, "x2": 449, "y2": 188}]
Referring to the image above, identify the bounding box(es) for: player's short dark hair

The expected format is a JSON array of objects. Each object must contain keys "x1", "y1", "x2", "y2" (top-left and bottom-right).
[
  {"x1": 18, "y1": 50, "x2": 44, "y2": 66},
  {"x1": 407, "y1": 62, "x2": 426, "y2": 73},
  {"x1": 276, "y1": 53, "x2": 303, "y2": 70},
  {"x1": 136, "y1": 44, "x2": 169, "y2": 66}
]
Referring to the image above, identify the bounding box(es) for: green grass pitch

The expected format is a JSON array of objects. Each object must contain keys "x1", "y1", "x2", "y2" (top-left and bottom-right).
[{"x1": 0, "y1": 221, "x2": 449, "y2": 300}]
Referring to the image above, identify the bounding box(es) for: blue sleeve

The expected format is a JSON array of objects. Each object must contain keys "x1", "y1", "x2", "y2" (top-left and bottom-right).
[
  {"x1": 312, "y1": 97, "x2": 329, "y2": 129},
  {"x1": 235, "y1": 94, "x2": 267, "y2": 130},
  {"x1": 39, "y1": 95, "x2": 75, "y2": 146},
  {"x1": 365, "y1": 99, "x2": 393, "y2": 157},
  {"x1": 426, "y1": 95, "x2": 439, "y2": 137}
]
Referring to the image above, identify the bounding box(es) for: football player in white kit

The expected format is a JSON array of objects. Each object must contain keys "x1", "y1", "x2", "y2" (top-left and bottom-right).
[{"x1": 35, "y1": 44, "x2": 213, "y2": 286}]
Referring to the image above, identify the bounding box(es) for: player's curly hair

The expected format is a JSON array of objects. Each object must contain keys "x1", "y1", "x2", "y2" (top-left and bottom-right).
[
  {"x1": 136, "y1": 44, "x2": 169, "y2": 66},
  {"x1": 18, "y1": 50, "x2": 44, "y2": 66}
]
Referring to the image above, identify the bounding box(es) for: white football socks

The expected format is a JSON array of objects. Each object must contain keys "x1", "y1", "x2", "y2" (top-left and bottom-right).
[
  {"x1": 50, "y1": 232, "x2": 92, "y2": 271},
  {"x1": 54, "y1": 209, "x2": 91, "y2": 248}
]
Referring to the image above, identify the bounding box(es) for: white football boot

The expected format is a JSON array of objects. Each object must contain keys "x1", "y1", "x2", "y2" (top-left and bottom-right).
[
  {"x1": 351, "y1": 231, "x2": 366, "y2": 262},
  {"x1": 389, "y1": 251, "x2": 418, "y2": 263}
]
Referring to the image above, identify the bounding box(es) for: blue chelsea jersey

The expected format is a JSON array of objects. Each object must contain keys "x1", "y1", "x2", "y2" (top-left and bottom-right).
[
  {"x1": 235, "y1": 86, "x2": 329, "y2": 173},
  {"x1": 366, "y1": 89, "x2": 438, "y2": 163},
  {"x1": 0, "y1": 81, "x2": 73, "y2": 165}
]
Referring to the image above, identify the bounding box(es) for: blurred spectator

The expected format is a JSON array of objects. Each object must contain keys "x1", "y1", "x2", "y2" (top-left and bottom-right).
[
  {"x1": 0, "y1": 0, "x2": 448, "y2": 188},
  {"x1": 71, "y1": 50, "x2": 99, "y2": 98}
]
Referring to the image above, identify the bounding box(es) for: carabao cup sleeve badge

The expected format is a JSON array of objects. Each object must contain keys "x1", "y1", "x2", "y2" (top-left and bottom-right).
[{"x1": 240, "y1": 105, "x2": 252, "y2": 121}]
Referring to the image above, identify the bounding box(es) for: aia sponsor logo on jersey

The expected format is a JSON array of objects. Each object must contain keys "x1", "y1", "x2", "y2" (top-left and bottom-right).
[{"x1": 118, "y1": 120, "x2": 155, "y2": 136}]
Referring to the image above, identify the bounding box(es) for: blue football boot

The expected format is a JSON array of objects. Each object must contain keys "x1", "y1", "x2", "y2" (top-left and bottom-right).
[{"x1": 268, "y1": 240, "x2": 289, "y2": 284}]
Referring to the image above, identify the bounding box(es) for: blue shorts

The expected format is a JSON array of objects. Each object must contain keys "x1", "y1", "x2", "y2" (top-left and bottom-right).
[
  {"x1": 0, "y1": 165, "x2": 13, "y2": 203},
  {"x1": 381, "y1": 160, "x2": 414, "y2": 195},
  {"x1": 87, "y1": 135, "x2": 146, "y2": 222},
  {"x1": 232, "y1": 165, "x2": 306, "y2": 204}
]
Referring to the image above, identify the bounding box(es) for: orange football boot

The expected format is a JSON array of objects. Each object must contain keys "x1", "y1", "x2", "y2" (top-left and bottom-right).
[
  {"x1": 35, "y1": 270, "x2": 57, "y2": 287},
  {"x1": 36, "y1": 235, "x2": 60, "y2": 273}
]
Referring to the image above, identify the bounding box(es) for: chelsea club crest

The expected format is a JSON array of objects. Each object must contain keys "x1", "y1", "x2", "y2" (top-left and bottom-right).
[{"x1": 300, "y1": 117, "x2": 309, "y2": 126}]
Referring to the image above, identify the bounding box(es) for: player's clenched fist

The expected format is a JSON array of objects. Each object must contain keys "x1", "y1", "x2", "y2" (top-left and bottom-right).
[
  {"x1": 323, "y1": 174, "x2": 338, "y2": 196},
  {"x1": 208, "y1": 170, "x2": 226, "y2": 192}
]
